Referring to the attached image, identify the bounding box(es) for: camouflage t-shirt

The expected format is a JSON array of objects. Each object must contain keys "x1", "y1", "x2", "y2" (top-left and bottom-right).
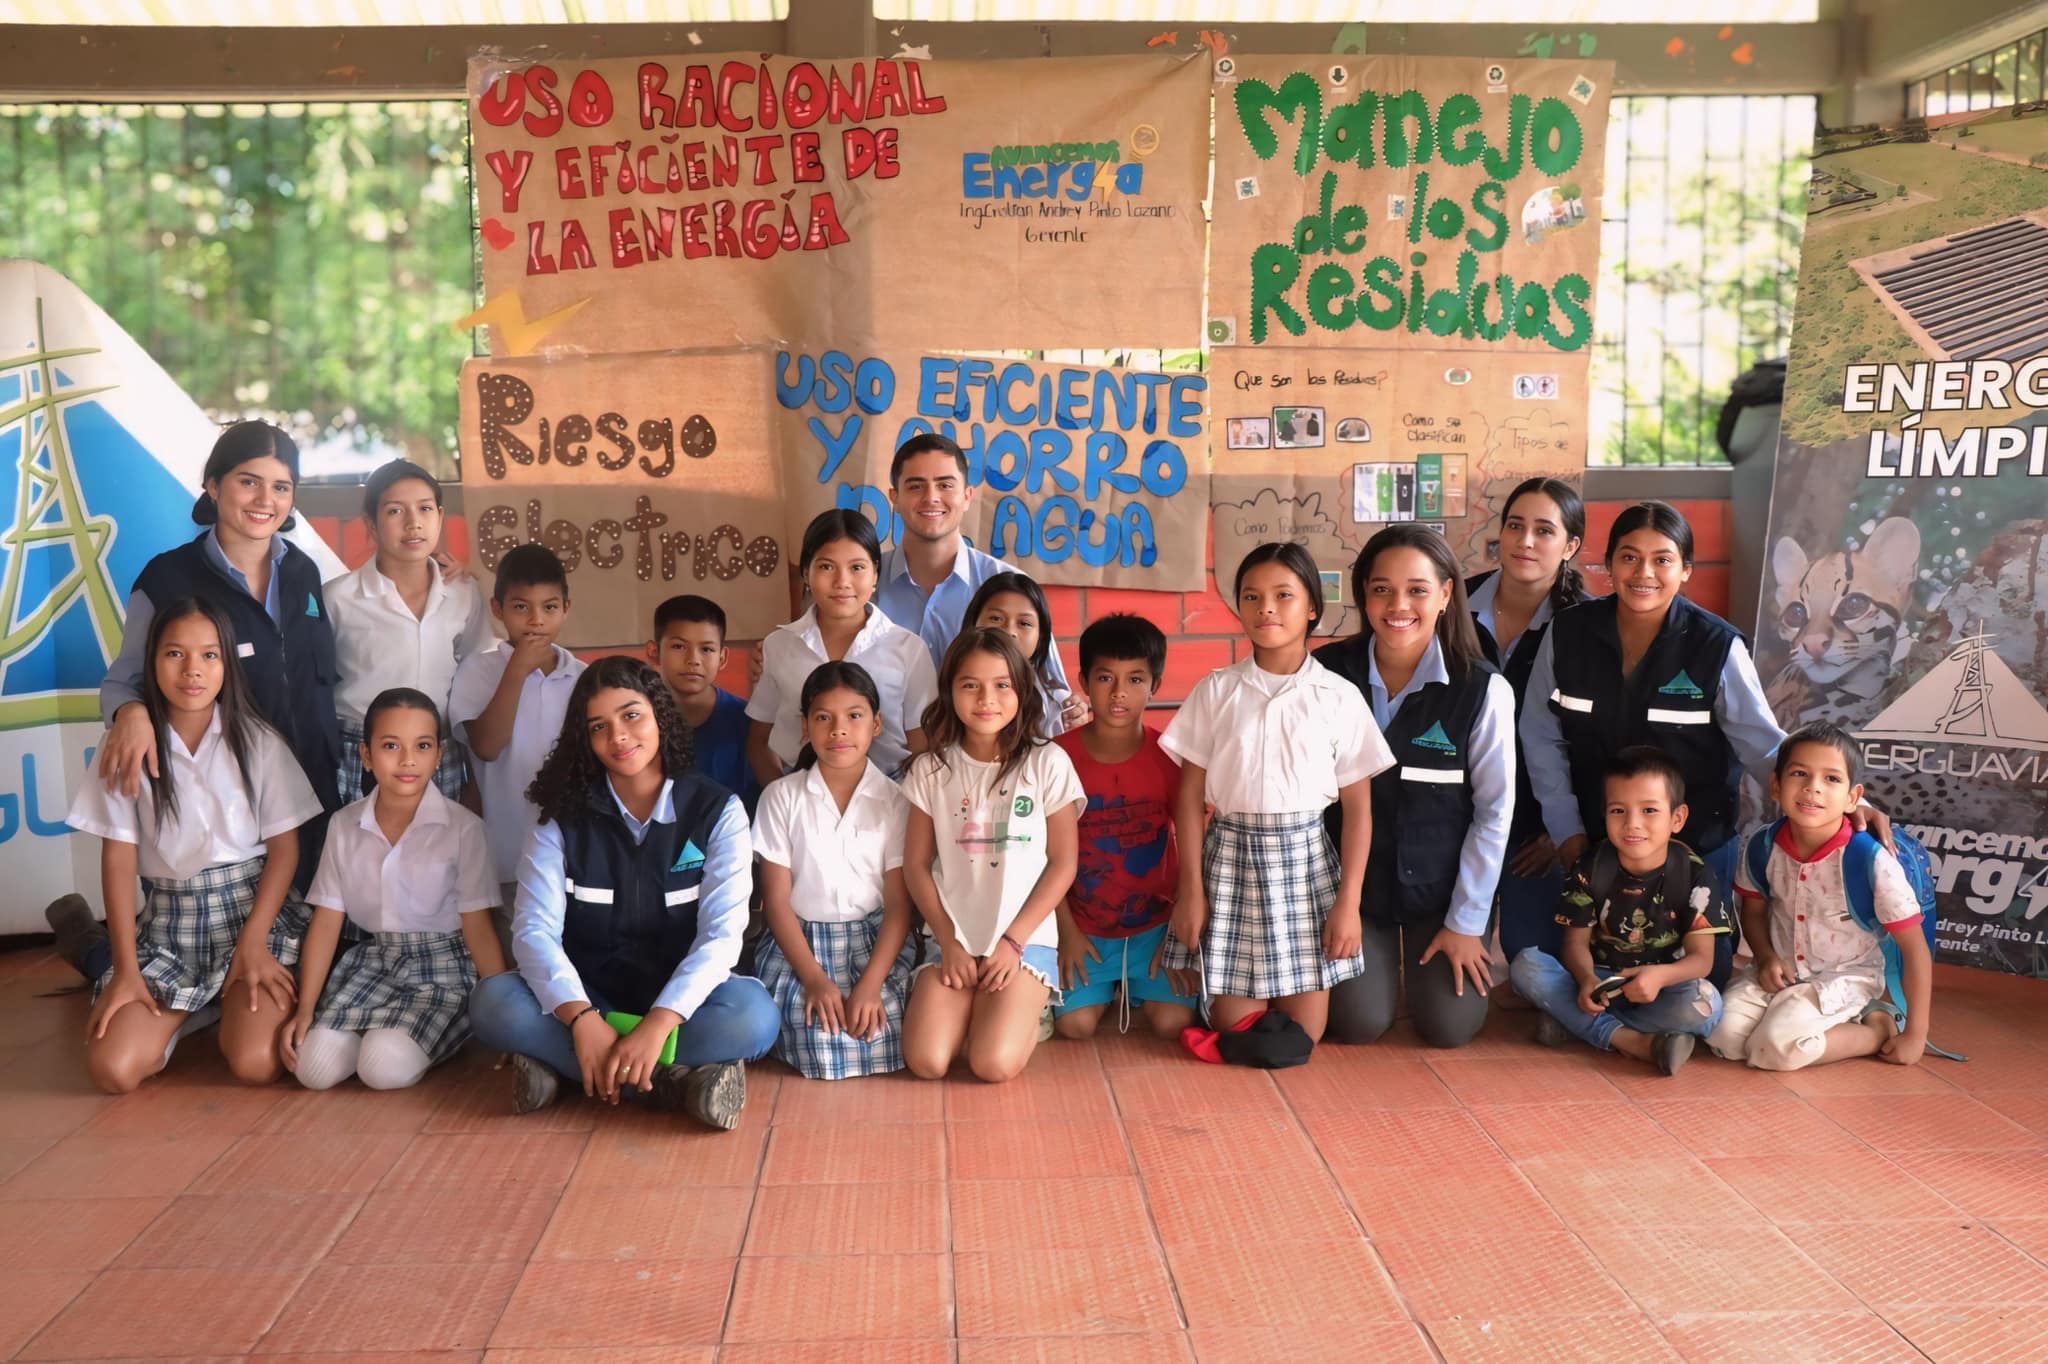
[{"x1": 1557, "y1": 847, "x2": 1732, "y2": 972}]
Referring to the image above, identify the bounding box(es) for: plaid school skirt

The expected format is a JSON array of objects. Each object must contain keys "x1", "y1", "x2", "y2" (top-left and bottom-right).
[
  {"x1": 756, "y1": 908, "x2": 916, "y2": 1080},
  {"x1": 338, "y1": 717, "x2": 470, "y2": 804},
  {"x1": 95, "y1": 855, "x2": 312, "y2": 1015},
  {"x1": 312, "y1": 929, "x2": 478, "y2": 1062},
  {"x1": 1162, "y1": 811, "x2": 1365, "y2": 1000}
]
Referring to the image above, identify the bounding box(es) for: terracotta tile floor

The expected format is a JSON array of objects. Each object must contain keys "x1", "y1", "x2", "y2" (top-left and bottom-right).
[{"x1": 5, "y1": 945, "x2": 2048, "y2": 1361}]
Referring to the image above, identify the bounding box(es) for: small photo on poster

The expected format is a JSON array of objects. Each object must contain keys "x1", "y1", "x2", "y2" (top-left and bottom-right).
[
  {"x1": 1225, "y1": 417, "x2": 1271, "y2": 449},
  {"x1": 1335, "y1": 417, "x2": 1373, "y2": 443},
  {"x1": 1272, "y1": 406, "x2": 1326, "y2": 448}
]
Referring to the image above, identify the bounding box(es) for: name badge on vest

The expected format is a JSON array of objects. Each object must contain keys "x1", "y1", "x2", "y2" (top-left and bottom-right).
[{"x1": 237, "y1": 641, "x2": 256, "y2": 658}]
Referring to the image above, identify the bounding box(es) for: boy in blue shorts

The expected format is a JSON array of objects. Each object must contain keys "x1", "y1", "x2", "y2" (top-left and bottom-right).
[
  {"x1": 648, "y1": 594, "x2": 760, "y2": 814},
  {"x1": 1052, "y1": 615, "x2": 1199, "y2": 1039}
]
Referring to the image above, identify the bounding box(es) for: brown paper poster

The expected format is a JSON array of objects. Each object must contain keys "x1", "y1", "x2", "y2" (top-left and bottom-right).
[
  {"x1": 1209, "y1": 348, "x2": 1587, "y2": 636},
  {"x1": 467, "y1": 52, "x2": 1209, "y2": 354},
  {"x1": 774, "y1": 347, "x2": 1210, "y2": 592},
  {"x1": 1209, "y1": 55, "x2": 1611, "y2": 355},
  {"x1": 456, "y1": 351, "x2": 788, "y2": 646}
]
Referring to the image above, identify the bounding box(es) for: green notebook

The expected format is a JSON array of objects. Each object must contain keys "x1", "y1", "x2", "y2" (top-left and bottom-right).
[{"x1": 603, "y1": 1012, "x2": 679, "y2": 1067}]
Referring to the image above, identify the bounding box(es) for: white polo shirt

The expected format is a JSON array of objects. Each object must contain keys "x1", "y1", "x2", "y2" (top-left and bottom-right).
[
  {"x1": 746, "y1": 604, "x2": 938, "y2": 775},
  {"x1": 1160, "y1": 654, "x2": 1393, "y2": 816},
  {"x1": 324, "y1": 559, "x2": 494, "y2": 723},
  {"x1": 66, "y1": 711, "x2": 323, "y2": 882},
  {"x1": 306, "y1": 785, "x2": 499, "y2": 934},
  {"x1": 447, "y1": 641, "x2": 586, "y2": 882},
  {"x1": 753, "y1": 761, "x2": 909, "y2": 924}
]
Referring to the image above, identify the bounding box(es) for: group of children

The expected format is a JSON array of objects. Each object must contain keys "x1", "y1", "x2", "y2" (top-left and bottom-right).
[{"x1": 60, "y1": 440, "x2": 1937, "y2": 1130}]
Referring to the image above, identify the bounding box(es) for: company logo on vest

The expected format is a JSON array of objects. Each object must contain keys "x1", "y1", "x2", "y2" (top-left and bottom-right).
[
  {"x1": 1411, "y1": 721, "x2": 1459, "y2": 755},
  {"x1": 1656, "y1": 669, "x2": 1705, "y2": 699}
]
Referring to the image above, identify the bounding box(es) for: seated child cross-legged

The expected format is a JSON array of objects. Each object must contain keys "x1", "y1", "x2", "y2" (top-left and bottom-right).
[
  {"x1": 1709, "y1": 721, "x2": 1933, "y2": 1070},
  {"x1": 753, "y1": 661, "x2": 919, "y2": 1079},
  {"x1": 467, "y1": 656, "x2": 778, "y2": 1129},
  {"x1": 1051, "y1": 615, "x2": 1197, "y2": 1040},
  {"x1": 902, "y1": 629, "x2": 1083, "y2": 1084},
  {"x1": 1510, "y1": 746, "x2": 1730, "y2": 1075},
  {"x1": 285, "y1": 689, "x2": 507, "y2": 1091}
]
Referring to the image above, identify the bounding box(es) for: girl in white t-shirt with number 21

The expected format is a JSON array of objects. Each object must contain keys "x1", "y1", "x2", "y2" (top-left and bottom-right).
[{"x1": 902, "y1": 629, "x2": 1083, "y2": 1084}]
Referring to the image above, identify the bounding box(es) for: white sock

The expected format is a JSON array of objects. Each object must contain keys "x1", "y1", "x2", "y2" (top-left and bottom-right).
[
  {"x1": 293, "y1": 1027, "x2": 363, "y2": 1090},
  {"x1": 356, "y1": 1028, "x2": 433, "y2": 1090},
  {"x1": 161, "y1": 1003, "x2": 223, "y2": 1067}
]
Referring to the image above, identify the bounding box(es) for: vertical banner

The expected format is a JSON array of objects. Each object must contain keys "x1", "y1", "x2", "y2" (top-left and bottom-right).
[
  {"x1": 466, "y1": 52, "x2": 1210, "y2": 353},
  {"x1": 0, "y1": 262, "x2": 343, "y2": 930},
  {"x1": 457, "y1": 352, "x2": 789, "y2": 646},
  {"x1": 1206, "y1": 55, "x2": 1609, "y2": 612},
  {"x1": 773, "y1": 349, "x2": 1210, "y2": 591},
  {"x1": 1760, "y1": 109, "x2": 2048, "y2": 975}
]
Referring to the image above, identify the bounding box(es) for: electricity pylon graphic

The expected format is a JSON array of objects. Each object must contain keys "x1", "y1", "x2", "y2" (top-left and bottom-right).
[{"x1": 0, "y1": 296, "x2": 122, "y2": 728}]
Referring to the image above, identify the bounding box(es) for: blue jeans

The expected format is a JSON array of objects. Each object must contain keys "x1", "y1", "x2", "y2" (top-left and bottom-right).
[
  {"x1": 1495, "y1": 864, "x2": 1567, "y2": 963},
  {"x1": 469, "y1": 971, "x2": 779, "y2": 1081},
  {"x1": 1509, "y1": 948, "x2": 1724, "y2": 1052}
]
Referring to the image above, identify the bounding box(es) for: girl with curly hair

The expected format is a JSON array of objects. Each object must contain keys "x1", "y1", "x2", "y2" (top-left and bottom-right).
[{"x1": 467, "y1": 655, "x2": 777, "y2": 1129}]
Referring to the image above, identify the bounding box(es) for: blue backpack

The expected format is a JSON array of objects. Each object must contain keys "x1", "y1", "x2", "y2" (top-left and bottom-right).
[{"x1": 1743, "y1": 820, "x2": 1963, "y2": 1060}]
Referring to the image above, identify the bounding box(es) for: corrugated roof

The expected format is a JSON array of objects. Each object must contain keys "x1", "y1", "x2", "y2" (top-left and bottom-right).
[{"x1": 4, "y1": 0, "x2": 778, "y2": 23}]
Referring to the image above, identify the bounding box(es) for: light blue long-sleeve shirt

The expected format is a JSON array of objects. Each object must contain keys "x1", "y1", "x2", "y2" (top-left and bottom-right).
[
  {"x1": 875, "y1": 539, "x2": 1073, "y2": 694},
  {"x1": 512, "y1": 777, "x2": 752, "y2": 1021},
  {"x1": 100, "y1": 529, "x2": 290, "y2": 721},
  {"x1": 1365, "y1": 639, "x2": 1518, "y2": 938},
  {"x1": 1519, "y1": 625, "x2": 1786, "y2": 845}
]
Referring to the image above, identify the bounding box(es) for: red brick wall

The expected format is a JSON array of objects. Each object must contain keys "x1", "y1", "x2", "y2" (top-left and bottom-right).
[{"x1": 310, "y1": 493, "x2": 1734, "y2": 706}]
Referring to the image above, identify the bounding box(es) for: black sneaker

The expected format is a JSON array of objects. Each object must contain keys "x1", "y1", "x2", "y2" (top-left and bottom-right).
[
  {"x1": 676, "y1": 1060, "x2": 747, "y2": 1131},
  {"x1": 511, "y1": 1054, "x2": 559, "y2": 1114},
  {"x1": 44, "y1": 894, "x2": 106, "y2": 980},
  {"x1": 1653, "y1": 1033, "x2": 1695, "y2": 1076},
  {"x1": 1532, "y1": 1013, "x2": 1570, "y2": 1048}
]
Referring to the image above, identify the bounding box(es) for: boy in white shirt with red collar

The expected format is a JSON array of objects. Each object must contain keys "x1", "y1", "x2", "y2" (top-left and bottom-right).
[{"x1": 1710, "y1": 721, "x2": 1933, "y2": 1070}]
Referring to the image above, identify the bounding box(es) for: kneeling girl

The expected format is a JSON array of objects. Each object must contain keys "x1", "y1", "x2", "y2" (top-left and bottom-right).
[
  {"x1": 1316, "y1": 526, "x2": 1516, "y2": 1048},
  {"x1": 66, "y1": 597, "x2": 325, "y2": 1092},
  {"x1": 902, "y1": 629, "x2": 1083, "y2": 1083},
  {"x1": 754, "y1": 661, "x2": 918, "y2": 1079},
  {"x1": 285, "y1": 688, "x2": 505, "y2": 1090}
]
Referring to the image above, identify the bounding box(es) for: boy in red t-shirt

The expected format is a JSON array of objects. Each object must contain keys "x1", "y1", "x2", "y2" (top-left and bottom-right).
[{"x1": 1052, "y1": 615, "x2": 1199, "y2": 1039}]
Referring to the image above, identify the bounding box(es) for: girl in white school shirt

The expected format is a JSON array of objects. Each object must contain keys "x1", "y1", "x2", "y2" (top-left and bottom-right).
[
  {"x1": 747, "y1": 510, "x2": 937, "y2": 786},
  {"x1": 326, "y1": 460, "x2": 493, "y2": 804},
  {"x1": 285, "y1": 689, "x2": 505, "y2": 1091},
  {"x1": 1162, "y1": 542, "x2": 1394, "y2": 1044},
  {"x1": 753, "y1": 661, "x2": 918, "y2": 1079},
  {"x1": 65, "y1": 598, "x2": 326, "y2": 1093}
]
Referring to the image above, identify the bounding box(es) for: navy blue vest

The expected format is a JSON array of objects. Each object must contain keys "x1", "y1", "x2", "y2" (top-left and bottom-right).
[
  {"x1": 1469, "y1": 569, "x2": 1554, "y2": 849},
  {"x1": 1545, "y1": 594, "x2": 1741, "y2": 853},
  {"x1": 557, "y1": 773, "x2": 732, "y2": 1015},
  {"x1": 133, "y1": 534, "x2": 343, "y2": 885},
  {"x1": 1318, "y1": 635, "x2": 1498, "y2": 927}
]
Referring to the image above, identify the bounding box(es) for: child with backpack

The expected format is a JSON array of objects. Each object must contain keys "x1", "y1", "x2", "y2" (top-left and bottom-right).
[
  {"x1": 1508, "y1": 746, "x2": 1731, "y2": 1075},
  {"x1": 1710, "y1": 721, "x2": 1935, "y2": 1069}
]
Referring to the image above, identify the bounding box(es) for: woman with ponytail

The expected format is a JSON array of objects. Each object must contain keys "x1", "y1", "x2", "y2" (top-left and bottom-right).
[{"x1": 1466, "y1": 477, "x2": 1587, "y2": 966}]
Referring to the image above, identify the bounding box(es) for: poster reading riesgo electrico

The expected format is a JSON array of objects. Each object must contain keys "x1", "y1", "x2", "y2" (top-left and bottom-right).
[{"x1": 1761, "y1": 106, "x2": 2048, "y2": 976}]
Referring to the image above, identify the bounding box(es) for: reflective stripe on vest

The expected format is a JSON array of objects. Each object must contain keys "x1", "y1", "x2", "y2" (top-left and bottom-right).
[
  {"x1": 1399, "y1": 766, "x2": 1467, "y2": 784},
  {"x1": 1552, "y1": 689, "x2": 1594, "y2": 713},
  {"x1": 566, "y1": 881, "x2": 614, "y2": 905},
  {"x1": 1645, "y1": 707, "x2": 1712, "y2": 725},
  {"x1": 664, "y1": 886, "x2": 700, "y2": 907}
]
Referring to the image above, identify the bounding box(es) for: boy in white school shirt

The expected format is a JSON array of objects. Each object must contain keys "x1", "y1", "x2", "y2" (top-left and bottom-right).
[{"x1": 447, "y1": 545, "x2": 585, "y2": 941}]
